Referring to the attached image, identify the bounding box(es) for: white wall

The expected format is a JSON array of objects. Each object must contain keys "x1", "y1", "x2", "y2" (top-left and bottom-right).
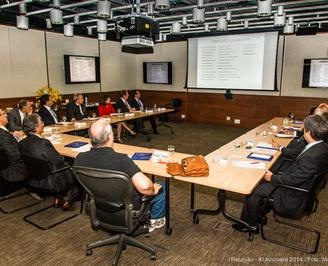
[
  {"x1": 135, "y1": 42, "x2": 187, "y2": 92},
  {"x1": 0, "y1": 25, "x2": 48, "y2": 98},
  {"x1": 46, "y1": 32, "x2": 100, "y2": 95},
  {"x1": 0, "y1": 23, "x2": 328, "y2": 100}
]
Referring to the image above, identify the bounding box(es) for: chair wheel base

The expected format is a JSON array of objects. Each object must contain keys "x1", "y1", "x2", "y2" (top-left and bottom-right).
[
  {"x1": 193, "y1": 216, "x2": 199, "y2": 224},
  {"x1": 86, "y1": 249, "x2": 92, "y2": 256},
  {"x1": 150, "y1": 252, "x2": 157, "y2": 260}
]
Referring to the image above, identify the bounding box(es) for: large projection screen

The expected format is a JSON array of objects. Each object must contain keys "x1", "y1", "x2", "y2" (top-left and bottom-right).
[{"x1": 187, "y1": 32, "x2": 279, "y2": 90}]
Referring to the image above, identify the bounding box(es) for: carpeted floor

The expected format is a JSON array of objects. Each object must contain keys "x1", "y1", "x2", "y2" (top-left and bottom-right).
[{"x1": 0, "y1": 122, "x2": 327, "y2": 265}]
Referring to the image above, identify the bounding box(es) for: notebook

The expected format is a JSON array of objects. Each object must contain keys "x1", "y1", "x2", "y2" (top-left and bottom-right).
[
  {"x1": 247, "y1": 152, "x2": 273, "y2": 161},
  {"x1": 131, "y1": 152, "x2": 152, "y2": 160},
  {"x1": 64, "y1": 141, "x2": 89, "y2": 148}
]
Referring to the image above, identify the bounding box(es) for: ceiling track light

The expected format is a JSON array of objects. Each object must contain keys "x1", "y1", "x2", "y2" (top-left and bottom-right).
[
  {"x1": 46, "y1": 18, "x2": 52, "y2": 29},
  {"x1": 204, "y1": 23, "x2": 210, "y2": 32},
  {"x1": 171, "y1": 22, "x2": 181, "y2": 35},
  {"x1": 147, "y1": 3, "x2": 154, "y2": 16},
  {"x1": 244, "y1": 20, "x2": 249, "y2": 29},
  {"x1": 50, "y1": 8, "x2": 63, "y2": 24},
  {"x1": 192, "y1": 7, "x2": 205, "y2": 24},
  {"x1": 97, "y1": 19, "x2": 107, "y2": 33},
  {"x1": 64, "y1": 24, "x2": 73, "y2": 37},
  {"x1": 162, "y1": 34, "x2": 167, "y2": 41},
  {"x1": 97, "y1": 0, "x2": 110, "y2": 18},
  {"x1": 182, "y1": 16, "x2": 188, "y2": 26},
  {"x1": 217, "y1": 17, "x2": 227, "y2": 31},
  {"x1": 197, "y1": 0, "x2": 204, "y2": 9},
  {"x1": 98, "y1": 33, "x2": 106, "y2": 41},
  {"x1": 19, "y1": 3, "x2": 26, "y2": 15},
  {"x1": 155, "y1": 0, "x2": 170, "y2": 10},
  {"x1": 87, "y1": 27, "x2": 93, "y2": 35},
  {"x1": 226, "y1": 11, "x2": 231, "y2": 22},
  {"x1": 257, "y1": 0, "x2": 272, "y2": 17},
  {"x1": 17, "y1": 15, "x2": 28, "y2": 30},
  {"x1": 274, "y1": 6, "x2": 286, "y2": 27},
  {"x1": 52, "y1": 0, "x2": 61, "y2": 8},
  {"x1": 283, "y1": 16, "x2": 295, "y2": 34},
  {"x1": 74, "y1": 15, "x2": 79, "y2": 24}
]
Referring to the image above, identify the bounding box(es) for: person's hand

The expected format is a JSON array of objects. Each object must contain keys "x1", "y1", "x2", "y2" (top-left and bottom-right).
[
  {"x1": 131, "y1": 107, "x2": 136, "y2": 112},
  {"x1": 153, "y1": 183, "x2": 162, "y2": 195},
  {"x1": 263, "y1": 170, "x2": 273, "y2": 182},
  {"x1": 12, "y1": 131, "x2": 25, "y2": 141}
]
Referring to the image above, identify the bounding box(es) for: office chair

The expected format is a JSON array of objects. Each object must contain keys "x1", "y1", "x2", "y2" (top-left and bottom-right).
[
  {"x1": 22, "y1": 155, "x2": 78, "y2": 230},
  {"x1": 260, "y1": 171, "x2": 328, "y2": 254},
  {"x1": 165, "y1": 98, "x2": 182, "y2": 122},
  {"x1": 0, "y1": 148, "x2": 39, "y2": 214},
  {"x1": 72, "y1": 166, "x2": 157, "y2": 266}
]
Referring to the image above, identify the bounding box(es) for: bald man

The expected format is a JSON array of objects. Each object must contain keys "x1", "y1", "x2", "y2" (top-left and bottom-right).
[{"x1": 74, "y1": 119, "x2": 166, "y2": 232}]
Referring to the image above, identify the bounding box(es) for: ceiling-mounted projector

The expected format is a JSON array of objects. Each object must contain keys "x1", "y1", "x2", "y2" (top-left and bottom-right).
[{"x1": 121, "y1": 35, "x2": 154, "y2": 48}]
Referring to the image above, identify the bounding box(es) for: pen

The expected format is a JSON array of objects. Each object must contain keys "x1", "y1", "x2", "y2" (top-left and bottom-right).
[{"x1": 250, "y1": 161, "x2": 260, "y2": 164}]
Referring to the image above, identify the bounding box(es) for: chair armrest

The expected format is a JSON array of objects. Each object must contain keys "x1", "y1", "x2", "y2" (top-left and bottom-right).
[
  {"x1": 51, "y1": 166, "x2": 72, "y2": 175},
  {"x1": 269, "y1": 184, "x2": 309, "y2": 198},
  {"x1": 134, "y1": 187, "x2": 164, "y2": 219}
]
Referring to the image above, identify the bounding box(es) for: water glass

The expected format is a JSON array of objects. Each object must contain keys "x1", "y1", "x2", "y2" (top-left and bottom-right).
[
  {"x1": 234, "y1": 142, "x2": 241, "y2": 150},
  {"x1": 62, "y1": 116, "x2": 67, "y2": 122},
  {"x1": 167, "y1": 145, "x2": 175, "y2": 154},
  {"x1": 92, "y1": 112, "x2": 97, "y2": 119}
]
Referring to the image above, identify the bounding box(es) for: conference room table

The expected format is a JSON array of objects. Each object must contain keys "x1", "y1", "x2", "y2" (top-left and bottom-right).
[
  {"x1": 174, "y1": 117, "x2": 297, "y2": 240},
  {"x1": 50, "y1": 133, "x2": 192, "y2": 235},
  {"x1": 47, "y1": 117, "x2": 297, "y2": 237},
  {"x1": 44, "y1": 108, "x2": 174, "y2": 134}
]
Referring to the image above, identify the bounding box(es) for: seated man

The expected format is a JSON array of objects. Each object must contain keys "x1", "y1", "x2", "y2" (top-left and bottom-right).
[
  {"x1": 130, "y1": 90, "x2": 158, "y2": 134},
  {"x1": 38, "y1": 94, "x2": 60, "y2": 125},
  {"x1": 19, "y1": 114, "x2": 75, "y2": 210},
  {"x1": 66, "y1": 93, "x2": 86, "y2": 122},
  {"x1": 115, "y1": 90, "x2": 135, "y2": 113},
  {"x1": 7, "y1": 99, "x2": 32, "y2": 134},
  {"x1": 74, "y1": 119, "x2": 166, "y2": 232},
  {"x1": 233, "y1": 114, "x2": 328, "y2": 234},
  {"x1": 0, "y1": 107, "x2": 27, "y2": 195}
]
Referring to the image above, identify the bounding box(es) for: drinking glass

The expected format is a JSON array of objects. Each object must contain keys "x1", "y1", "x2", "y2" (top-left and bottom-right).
[
  {"x1": 234, "y1": 142, "x2": 241, "y2": 150},
  {"x1": 62, "y1": 116, "x2": 67, "y2": 123},
  {"x1": 92, "y1": 112, "x2": 97, "y2": 119},
  {"x1": 52, "y1": 127, "x2": 61, "y2": 141},
  {"x1": 167, "y1": 145, "x2": 175, "y2": 154}
]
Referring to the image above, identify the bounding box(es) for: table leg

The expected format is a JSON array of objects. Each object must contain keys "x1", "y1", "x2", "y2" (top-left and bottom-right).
[
  {"x1": 165, "y1": 177, "x2": 172, "y2": 235},
  {"x1": 190, "y1": 183, "x2": 195, "y2": 212}
]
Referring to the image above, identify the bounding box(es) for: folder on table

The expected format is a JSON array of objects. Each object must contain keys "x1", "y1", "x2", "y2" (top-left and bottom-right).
[
  {"x1": 247, "y1": 152, "x2": 273, "y2": 161},
  {"x1": 64, "y1": 141, "x2": 89, "y2": 148},
  {"x1": 131, "y1": 152, "x2": 152, "y2": 160}
]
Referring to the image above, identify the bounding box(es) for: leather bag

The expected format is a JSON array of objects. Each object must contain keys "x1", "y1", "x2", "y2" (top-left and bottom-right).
[{"x1": 167, "y1": 155, "x2": 209, "y2": 177}]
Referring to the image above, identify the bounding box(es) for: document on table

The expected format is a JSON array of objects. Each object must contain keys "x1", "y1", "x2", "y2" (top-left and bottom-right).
[
  {"x1": 71, "y1": 144, "x2": 91, "y2": 153},
  {"x1": 233, "y1": 160, "x2": 266, "y2": 169},
  {"x1": 256, "y1": 142, "x2": 278, "y2": 150}
]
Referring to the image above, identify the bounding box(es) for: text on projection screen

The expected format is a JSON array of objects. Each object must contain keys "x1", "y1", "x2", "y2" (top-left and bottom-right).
[
  {"x1": 188, "y1": 32, "x2": 278, "y2": 90},
  {"x1": 70, "y1": 57, "x2": 96, "y2": 82}
]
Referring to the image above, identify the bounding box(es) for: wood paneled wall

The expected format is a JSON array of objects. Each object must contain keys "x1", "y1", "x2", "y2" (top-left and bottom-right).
[{"x1": 1, "y1": 90, "x2": 326, "y2": 129}]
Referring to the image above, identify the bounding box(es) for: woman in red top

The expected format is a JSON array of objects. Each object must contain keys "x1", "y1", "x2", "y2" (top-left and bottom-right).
[{"x1": 98, "y1": 95, "x2": 136, "y2": 143}]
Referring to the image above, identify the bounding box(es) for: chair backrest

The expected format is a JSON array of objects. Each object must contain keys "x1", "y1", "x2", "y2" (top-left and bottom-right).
[
  {"x1": 73, "y1": 166, "x2": 138, "y2": 233},
  {"x1": 170, "y1": 98, "x2": 182, "y2": 108},
  {"x1": 0, "y1": 149, "x2": 11, "y2": 170},
  {"x1": 305, "y1": 171, "x2": 328, "y2": 213},
  {"x1": 22, "y1": 155, "x2": 53, "y2": 180}
]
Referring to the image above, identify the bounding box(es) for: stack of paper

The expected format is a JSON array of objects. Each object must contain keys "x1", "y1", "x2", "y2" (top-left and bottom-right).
[
  {"x1": 72, "y1": 144, "x2": 91, "y2": 153},
  {"x1": 233, "y1": 160, "x2": 266, "y2": 169},
  {"x1": 152, "y1": 150, "x2": 170, "y2": 163}
]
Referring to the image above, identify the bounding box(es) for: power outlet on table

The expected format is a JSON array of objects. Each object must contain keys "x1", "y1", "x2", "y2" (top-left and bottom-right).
[{"x1": 234, "y1": 119, "x2": 241, "y2": 124}]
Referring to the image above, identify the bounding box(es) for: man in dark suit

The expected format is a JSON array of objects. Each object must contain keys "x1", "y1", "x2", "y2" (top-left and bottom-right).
[
  {"x1": 66, "y1": 93, "x2": 86, "y2": 122},
  {"x1": 7, "y1": 99, "x2": 32, "y2": 132},
  {"x1": 233, "y1": 114, "x2": 328, "y2": 234},
  {"x1": 130, "y1": 90, "x2": 158, "y2": 134},
  {"x1": 38, "y1": 94, "x2": 60, "y2": 125},
  {"x1": 0, "y1": 107, "x2": 27, "y2": 195},
  {"x1": 19, "y1": 114, "x2": 75, "y2": 209},
  {"x1": 115, "y1": 90, "x2": 135, "y2": 113},
  {"x1": 74, "y1": 119, "x2": 166, "y2": 232}
]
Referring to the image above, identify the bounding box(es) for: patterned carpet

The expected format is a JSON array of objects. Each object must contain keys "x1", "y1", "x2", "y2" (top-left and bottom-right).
[{"x1": 0, "y1": 122, "x2": 327, "y2": 265}]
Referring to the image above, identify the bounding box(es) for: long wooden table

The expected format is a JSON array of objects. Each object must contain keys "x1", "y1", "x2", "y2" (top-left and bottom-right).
[
  {"x1": 45, "y1": 108, "x2": 174, "y2": 134},
  {"x1": 174, "y1": 117, "x2": 296, "y2": 239},
  {"x1": 50, "y1": 133, "x2": 192, "y2": 235}
]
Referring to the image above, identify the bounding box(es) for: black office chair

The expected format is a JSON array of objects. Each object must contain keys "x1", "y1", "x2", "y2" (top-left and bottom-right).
[
  {"x1": 260, "y1": 171, "x2": 328, "y2": 254},
  {"x1": 22, "y1": 155, "x2": 78, "y2": 230},
  {"x1": 165, "y1": 98, "x2": 182, "y2": 122},
  {"x1": 72, "y1": 166, "x2": 157, "y2": 266},
  {"x1": 0, "y1": 148, "x2": 39, "y2": 214}
]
